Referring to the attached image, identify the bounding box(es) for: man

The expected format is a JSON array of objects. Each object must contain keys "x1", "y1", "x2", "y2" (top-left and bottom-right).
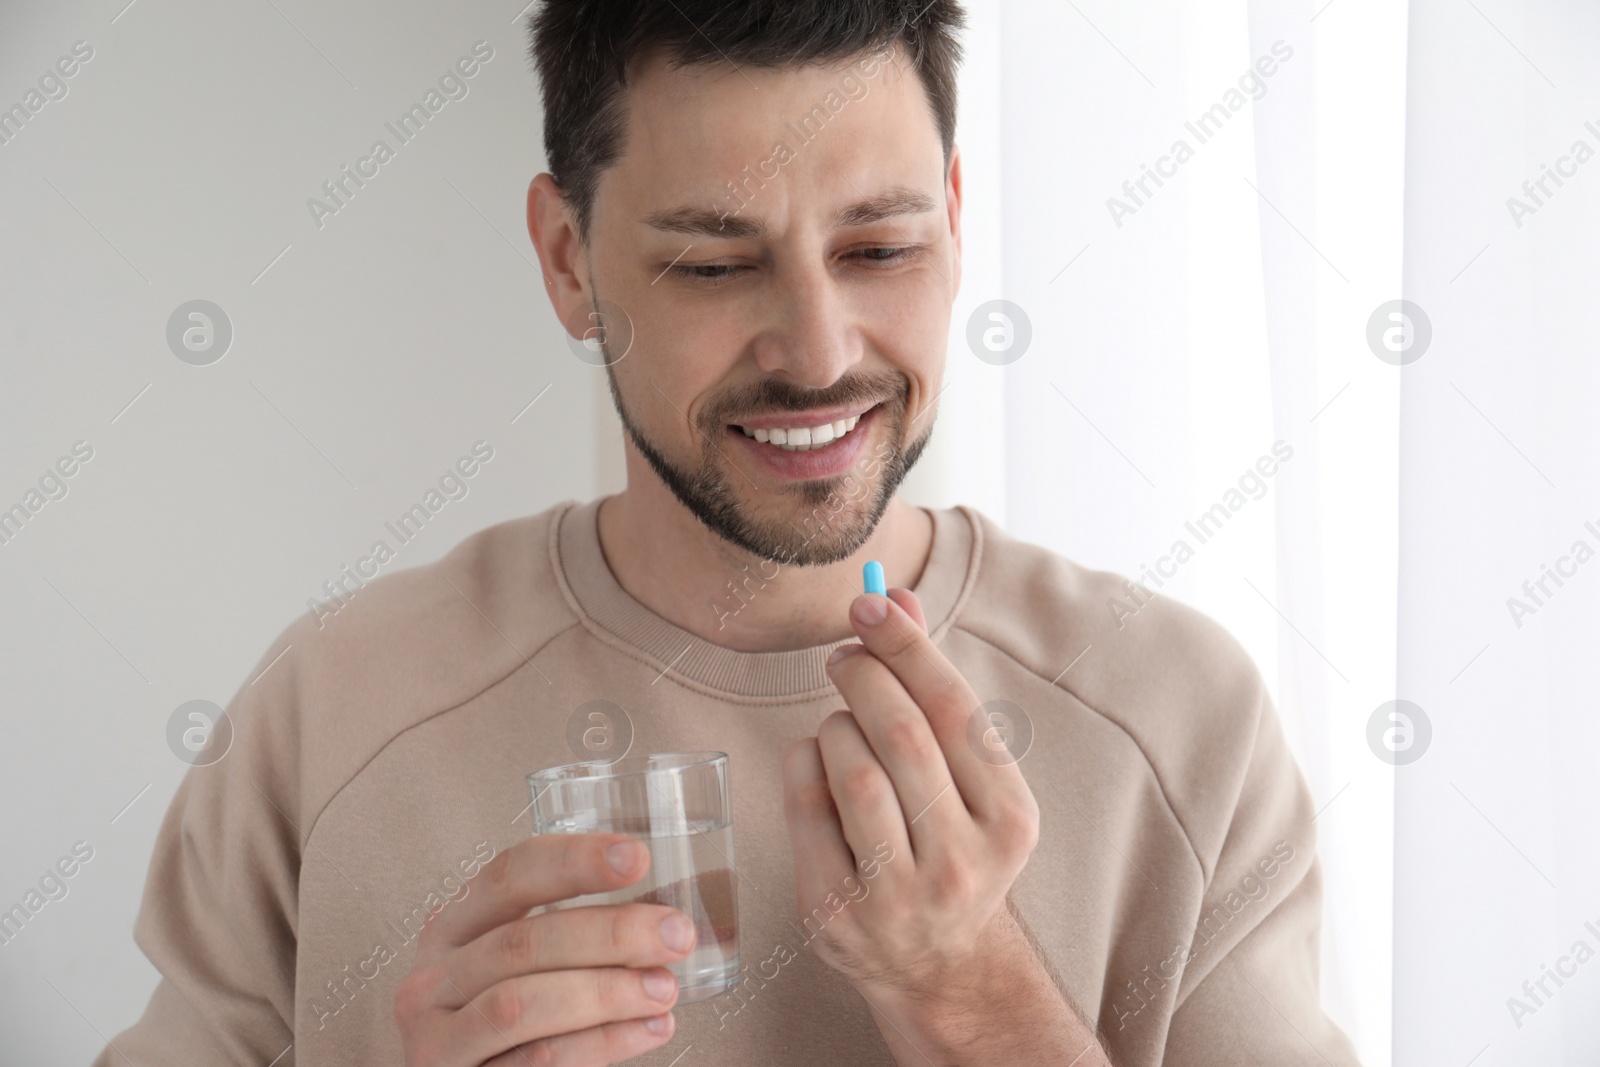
[{"x1": 97, "y1": 2, "x2": 1362, "y2": 1064}]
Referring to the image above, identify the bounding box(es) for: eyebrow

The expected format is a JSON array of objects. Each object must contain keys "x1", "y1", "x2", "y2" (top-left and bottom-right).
[{"x1": 641, "y1": 186, "x2": 938, "y2": 239}]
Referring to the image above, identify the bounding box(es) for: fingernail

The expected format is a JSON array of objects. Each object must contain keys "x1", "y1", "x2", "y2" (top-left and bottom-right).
[
  {"x1": 827, "y1": 643, "x2": 860, "y2": 666},
  {"x1": 643, "y1": 969, "x2": 678, "y2": 1002},
  {"x1": 853, "y1": 595, "x2": 889, "y2": 625},
  {"x1": 645, "y1": 1013, "x2": 672, "y2": 1035},
  {"x1": 606, "y1": 840, "x2": 639, "y2": 874},
  {"x1": 660, "y1": 912, "x2": 695, "y2": 952}
]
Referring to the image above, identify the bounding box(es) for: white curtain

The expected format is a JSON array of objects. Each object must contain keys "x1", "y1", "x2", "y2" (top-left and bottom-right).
[
  {"x1": 917, "y1": 0, "x2": 1403, "y2": 1058},
  {"x1": 908, "y1": 2, "x2": 1600, "y2": 1064}
]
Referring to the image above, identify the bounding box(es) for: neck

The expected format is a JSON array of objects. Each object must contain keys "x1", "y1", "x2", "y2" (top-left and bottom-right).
[{"x1": 596, "y1": 452, "x2": 935, "y2": 653}]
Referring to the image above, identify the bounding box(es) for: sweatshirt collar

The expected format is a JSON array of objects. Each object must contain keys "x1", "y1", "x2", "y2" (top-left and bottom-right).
[{"x1": 551, "y1": 494, "x2": 979, "y2": 702}]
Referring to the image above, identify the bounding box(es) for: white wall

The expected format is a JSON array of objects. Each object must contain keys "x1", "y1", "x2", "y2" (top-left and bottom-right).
[
  {"x1": 1396, "y1": 1, "x2": 1600, "y2": 1063},
  {"x1": 1, "y1": 2, "x2": 599, "y2": 1060}
]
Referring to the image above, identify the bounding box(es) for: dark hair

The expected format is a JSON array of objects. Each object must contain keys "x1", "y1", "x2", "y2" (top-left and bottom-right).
[{"x1": 525, "y1": 0, "x2": 968, "y2": 245}]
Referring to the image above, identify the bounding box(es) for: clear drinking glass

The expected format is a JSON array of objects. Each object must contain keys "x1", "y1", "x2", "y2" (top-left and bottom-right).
[{"x1": 526, "y1": 751, "x2": 740, "y2": 1003}]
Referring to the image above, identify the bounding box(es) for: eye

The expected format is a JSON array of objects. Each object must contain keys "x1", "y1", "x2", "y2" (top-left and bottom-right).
[
  {"x1": 666, "y1": 246, "x2": 926, "y2": 287},
  {"x1": 670, "y1": 263, "x2": 747, "y2": 285},
  {"x1": 851, "y1": 244, "x2": 928, "y2": 265}
]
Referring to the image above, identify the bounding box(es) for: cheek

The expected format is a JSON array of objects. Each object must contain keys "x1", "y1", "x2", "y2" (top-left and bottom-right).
[
  {"x1": 625, "y1": 311, "x2": 745, "y2": 425},
  {"x1": 861, "y1": 298, "x2": 944, "y2": 391}
]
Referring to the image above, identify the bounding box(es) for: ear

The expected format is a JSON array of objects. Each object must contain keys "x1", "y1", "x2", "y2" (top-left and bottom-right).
[
  {"x1": 526, "y1": 173, "x2": 591, "y2": 338},
  {"x1": 944, "y1": 142, "x2": 963, "y2": 299}
]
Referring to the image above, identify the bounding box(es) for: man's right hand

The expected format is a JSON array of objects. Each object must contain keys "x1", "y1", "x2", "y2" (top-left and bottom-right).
[{"x1": 395, "y1": 833, "x2": 696, "y2": 1066}]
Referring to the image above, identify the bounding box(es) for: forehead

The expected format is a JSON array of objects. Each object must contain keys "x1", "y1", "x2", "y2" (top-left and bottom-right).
[{"x1": 601, "y1": 43, "x2": 944, "y2": 228}]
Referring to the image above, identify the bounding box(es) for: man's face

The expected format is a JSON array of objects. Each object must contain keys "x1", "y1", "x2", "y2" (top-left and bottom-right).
[{"x1": 572, "y1": 42, "x2": 962, "y2": 566}]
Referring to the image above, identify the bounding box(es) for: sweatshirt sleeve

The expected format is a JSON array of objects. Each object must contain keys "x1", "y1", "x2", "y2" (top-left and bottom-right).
[
  {"x1": 93, "y1": 624, "x2": 304, "y2": 1067},
  {"x1": 1159, "y1": 679, "x2": 1364, "y2": 1067}
]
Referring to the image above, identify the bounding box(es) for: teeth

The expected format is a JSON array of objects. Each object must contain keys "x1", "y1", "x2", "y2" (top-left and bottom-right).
[{"x1": 737, "y1": 412, "x2": 866, "y2": 451}]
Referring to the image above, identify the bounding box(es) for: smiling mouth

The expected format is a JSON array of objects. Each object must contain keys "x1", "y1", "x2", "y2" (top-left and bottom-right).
[
  {"x1": 730, "y1": 401, "x2": 882, "y2": 452},
  {"x1": 734, "y1": 413, "x2": 864, "y2": 451}
]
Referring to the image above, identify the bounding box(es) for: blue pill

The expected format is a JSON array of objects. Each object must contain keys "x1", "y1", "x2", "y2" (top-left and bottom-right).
[{"x1": 863, "y1": 560, "x2": 886, "y2": 596}]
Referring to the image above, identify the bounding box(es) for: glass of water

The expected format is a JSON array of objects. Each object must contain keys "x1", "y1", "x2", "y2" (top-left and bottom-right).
[{"x1": 526, "y1": 751, "x2": 739, "y2": 1003}]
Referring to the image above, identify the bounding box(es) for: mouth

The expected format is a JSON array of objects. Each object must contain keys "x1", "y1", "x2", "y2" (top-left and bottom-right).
[
  {"x1": 724, "y1": 401, "x2": 885, "y2": 479},
  {"x1": 732, "y1": 409, "x2": 869, "y2": 451}
]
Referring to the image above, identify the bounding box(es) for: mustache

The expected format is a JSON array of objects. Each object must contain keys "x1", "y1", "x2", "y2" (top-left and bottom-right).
[{"x1": 709, "y1": 372, "x2": 905, "y2": 425}]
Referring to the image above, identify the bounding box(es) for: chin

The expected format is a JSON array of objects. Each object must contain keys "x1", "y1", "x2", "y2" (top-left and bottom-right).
[{"x1": 731, "y1": 487, "x2": 889, "y2": 567}]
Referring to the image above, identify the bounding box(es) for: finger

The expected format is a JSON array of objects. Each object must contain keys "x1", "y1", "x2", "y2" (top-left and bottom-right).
[
  {"x1": 781, "y1": 737, "x2": 859, "y2": 916},
  {"x1": 448, "y1": 903, "x2": 696, "y2": 1004},
  {"x1": 887, "y1": 587, "x2": 926, "y2": 633},
  {"x1": 431, "y1": 834, "x2": 650, "y2": 948},
  {"x1": 445, "y1": 965, "x2": 680, "y2": 1065},
  {"x1": 814, "y1": 710, "x2": 913, "y2": 880},
  {"x1": 481, "y1": 1012, "x2": 675, "y2": 1067},
  {"x1": 844, "y1": 591, "x2": 1031, "y2": 823},
  {"x1": 825, "y1": 644, "x2": 965, "y2": 855}
]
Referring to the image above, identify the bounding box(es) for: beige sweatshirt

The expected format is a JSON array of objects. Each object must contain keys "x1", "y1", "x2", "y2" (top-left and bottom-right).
[{"x1": 95, "y1": 496, "x2": 1361, "y2": 1066}]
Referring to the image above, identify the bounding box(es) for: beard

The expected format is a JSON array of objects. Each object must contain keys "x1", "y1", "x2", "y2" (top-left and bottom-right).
[{"x1": 604, "y1": 362, "x2": 933, "y2": 568}]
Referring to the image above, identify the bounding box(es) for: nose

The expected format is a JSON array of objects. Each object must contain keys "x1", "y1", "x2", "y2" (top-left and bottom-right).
[{"x1": 750, "y1": 259, "x2": 863, "y2": 389}]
